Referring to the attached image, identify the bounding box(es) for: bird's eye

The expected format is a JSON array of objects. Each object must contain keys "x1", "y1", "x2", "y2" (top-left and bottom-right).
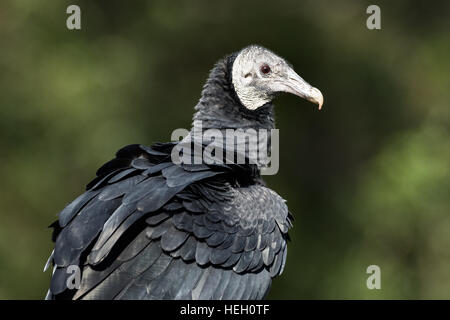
[{"x1": 260, "y1": 64, "x2": 271, "y2": 75}]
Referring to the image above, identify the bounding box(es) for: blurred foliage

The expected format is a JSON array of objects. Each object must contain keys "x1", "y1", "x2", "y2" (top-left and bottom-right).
[{"x1": 0, "y1": 0, "x2": 448, "y2": 299}]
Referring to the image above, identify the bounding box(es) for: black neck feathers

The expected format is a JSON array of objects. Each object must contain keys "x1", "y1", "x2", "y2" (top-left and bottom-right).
[{"x1": 192, "y1": 53, "x2": 276, "y2": 132}]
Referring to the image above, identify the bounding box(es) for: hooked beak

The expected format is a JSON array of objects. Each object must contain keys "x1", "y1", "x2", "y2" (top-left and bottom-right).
[{"x1": 280, "y1": 69, "x2": 324, "y2": 110}]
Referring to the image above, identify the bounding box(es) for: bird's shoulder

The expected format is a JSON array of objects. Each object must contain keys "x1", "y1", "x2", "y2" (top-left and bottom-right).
[{"x1": 47, "y1": 143, "x2": 292, "y2": 299}]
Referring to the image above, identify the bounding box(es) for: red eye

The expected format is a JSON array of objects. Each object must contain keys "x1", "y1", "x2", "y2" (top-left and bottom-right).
[{"x1": 260, "y1": 64, "x2": 271, "y2": 75}]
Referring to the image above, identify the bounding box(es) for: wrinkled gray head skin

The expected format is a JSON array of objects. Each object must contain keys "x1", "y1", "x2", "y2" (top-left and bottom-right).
[{"x1": 232, "y1": 45, "x2": 323, "y2": 110}]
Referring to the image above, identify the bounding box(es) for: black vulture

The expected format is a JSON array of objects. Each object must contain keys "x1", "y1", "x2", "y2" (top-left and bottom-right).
[{"x1": 45, "y1": 45, "x2": 323, "y2": 300}]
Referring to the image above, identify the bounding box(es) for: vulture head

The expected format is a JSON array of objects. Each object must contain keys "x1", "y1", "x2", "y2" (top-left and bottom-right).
[
  {"x1": 193, "y1": 45, "x2": 323, "y2": 131},
  {"x1": 232, "y1": 45, "x2": 323, "y2": 111}
]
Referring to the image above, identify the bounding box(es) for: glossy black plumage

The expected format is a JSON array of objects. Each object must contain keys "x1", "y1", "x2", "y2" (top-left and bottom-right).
[
  {"x1": 45, "y1": 50, "x2": 294, "y2": 300},
  {"x1": 46, "y1": 142, "x2": 291, "y2": 300}
]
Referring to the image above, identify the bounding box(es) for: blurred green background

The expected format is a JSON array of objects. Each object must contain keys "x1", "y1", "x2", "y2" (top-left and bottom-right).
[{"x1": 0, "y1": 0, "x2": 449, "y2": 299}]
